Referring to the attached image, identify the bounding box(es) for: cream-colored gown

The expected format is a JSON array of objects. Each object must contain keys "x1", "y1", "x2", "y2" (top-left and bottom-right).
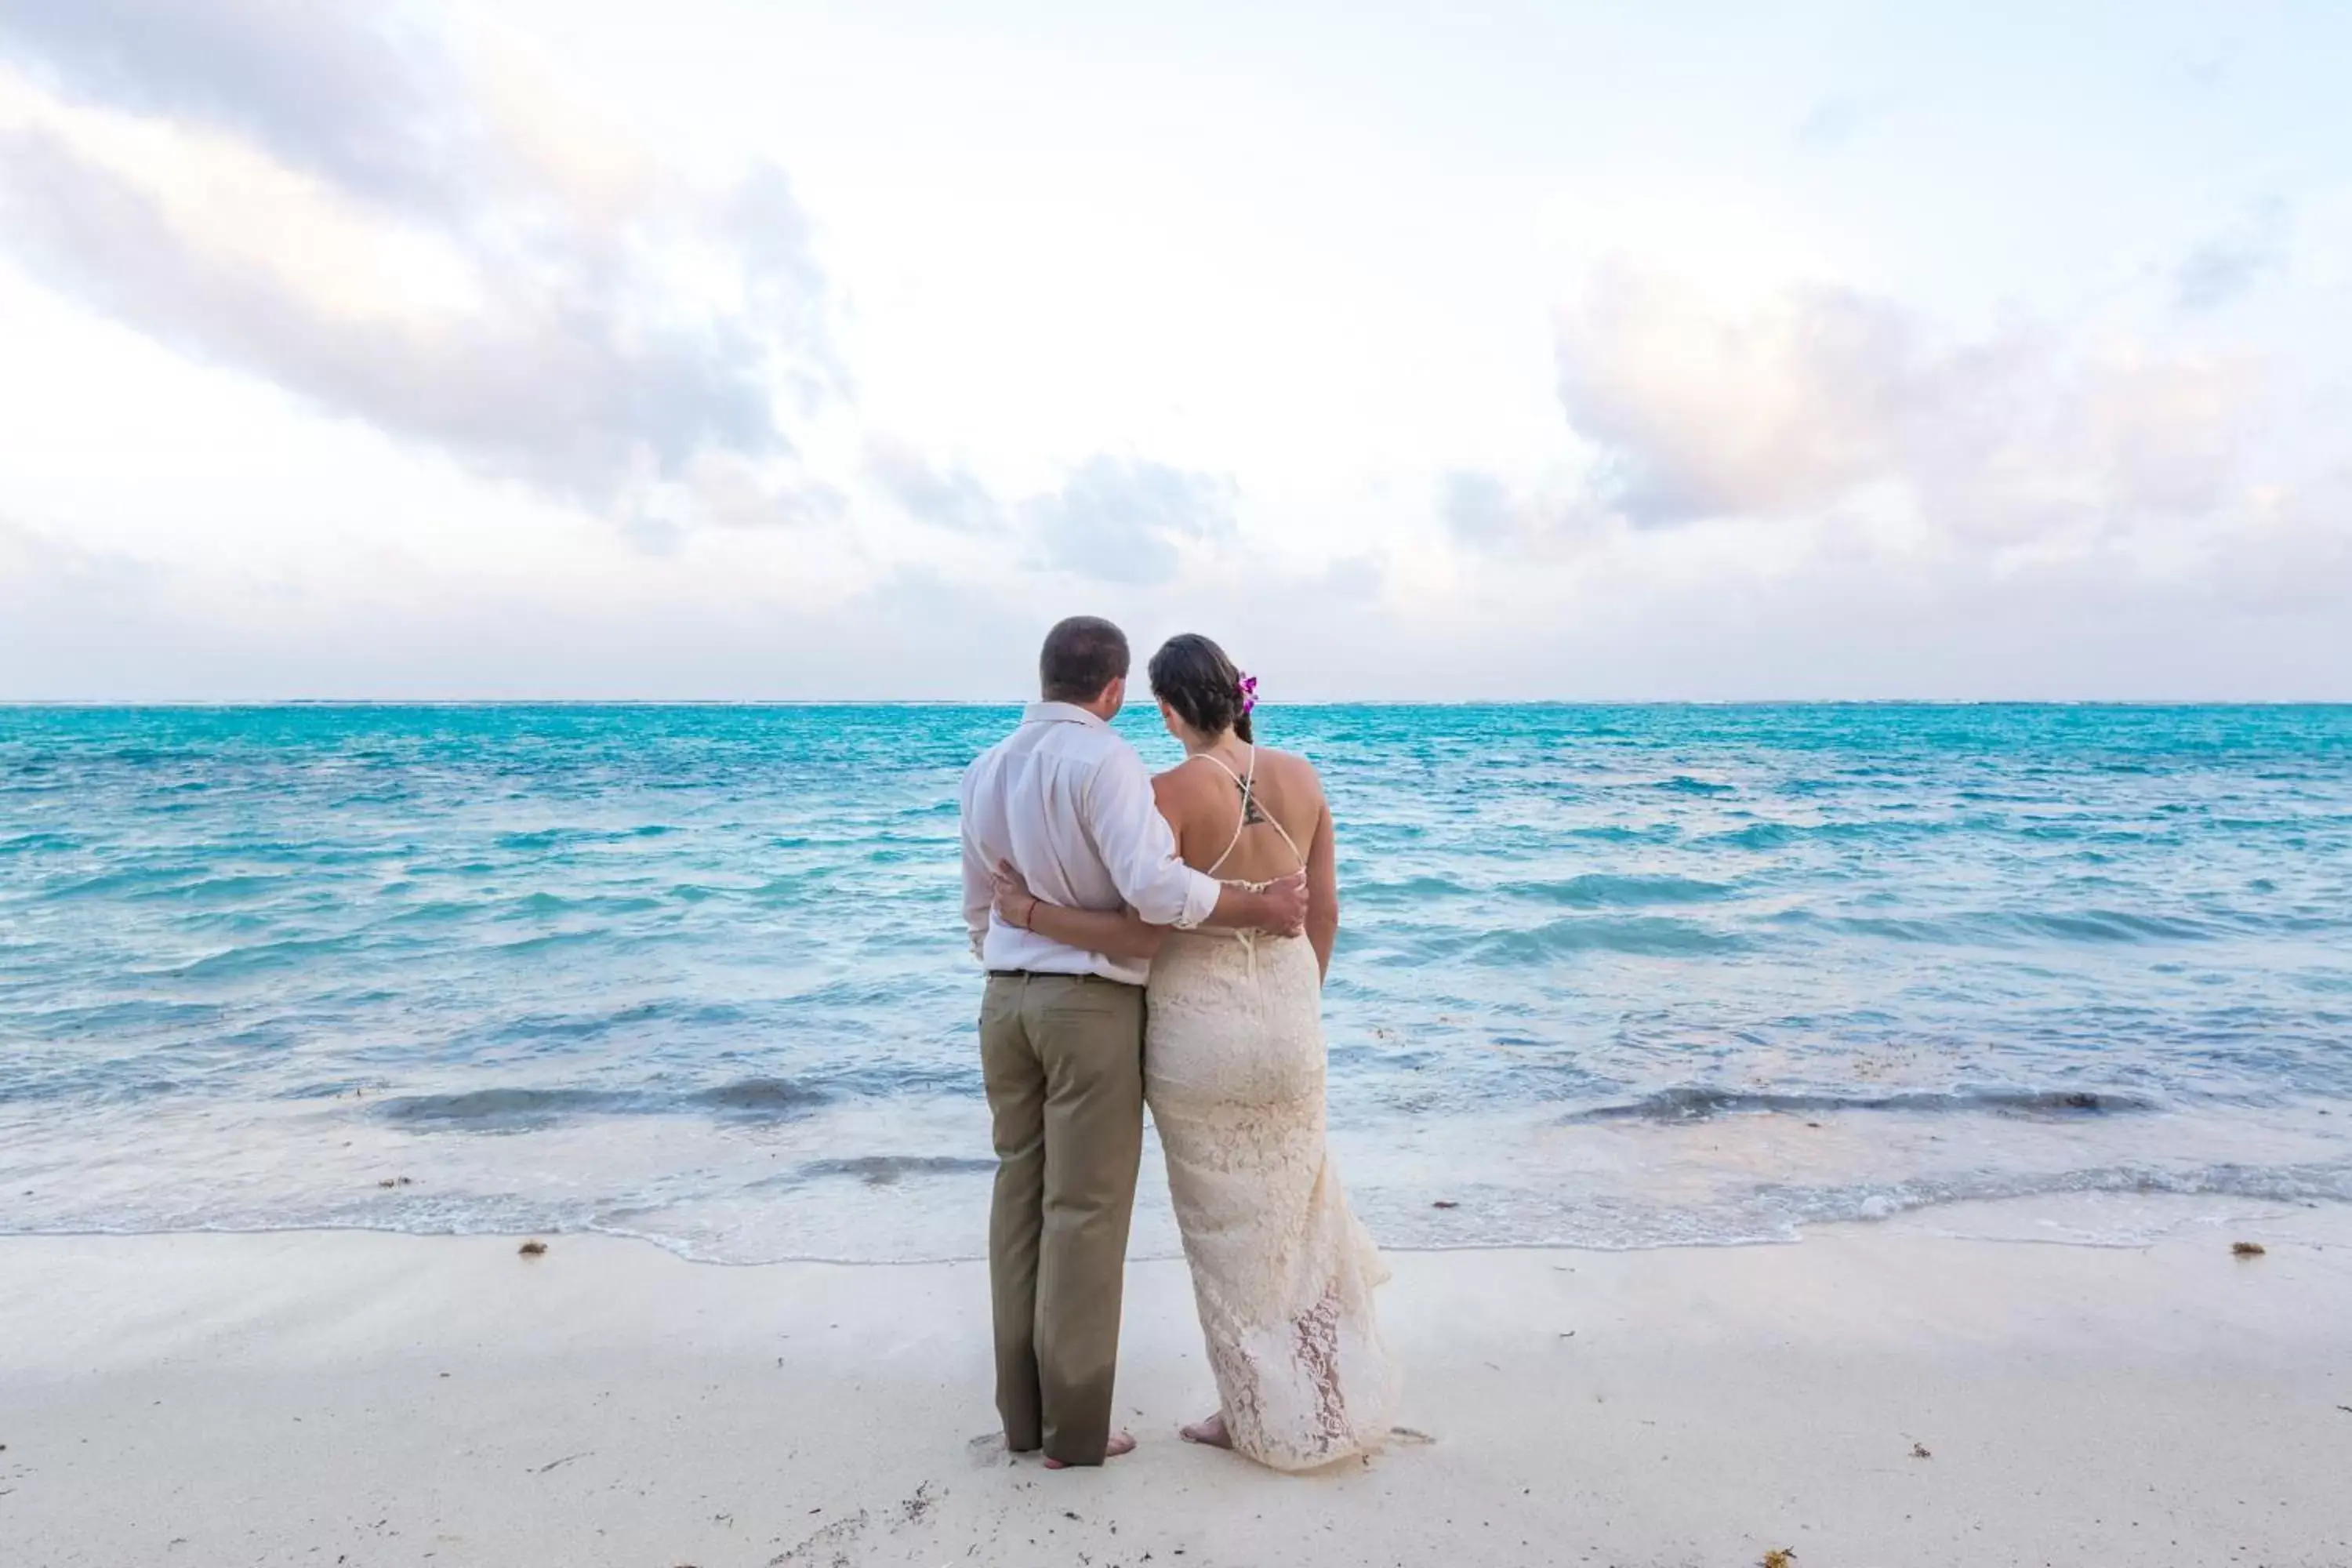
[{"x1": 1145, "y1": 747, "x2": 1399, "y2": 1471}]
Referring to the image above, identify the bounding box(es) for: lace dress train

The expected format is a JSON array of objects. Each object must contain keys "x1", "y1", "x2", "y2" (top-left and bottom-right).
[{"x1": 1145, "y1": 927, "x2": 1400, "y2": 1471}]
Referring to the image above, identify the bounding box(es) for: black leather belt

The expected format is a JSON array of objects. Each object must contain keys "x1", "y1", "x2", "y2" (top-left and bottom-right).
[{"x1": 986, "y1": 969, "x2": 1134, "y2": 985}]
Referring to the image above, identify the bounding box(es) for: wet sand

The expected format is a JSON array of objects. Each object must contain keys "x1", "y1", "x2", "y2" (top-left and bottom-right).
[{"x1": 3, "y1": 1199, "x2": 2349, "y2": 1566}]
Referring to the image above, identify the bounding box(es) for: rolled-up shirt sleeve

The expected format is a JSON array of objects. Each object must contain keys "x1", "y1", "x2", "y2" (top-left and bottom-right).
[
  {"x1": 958, "y1": 771, "x2": 993, "y2": 962},
  {"x1": 1082, "y1": 747, "x2": 1220, "y2": 928}
]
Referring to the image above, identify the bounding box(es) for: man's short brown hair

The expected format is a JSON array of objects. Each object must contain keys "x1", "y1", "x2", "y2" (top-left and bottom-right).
[{"x1": 1040, "y1": 616, "x2": 1131, "y2": 703}]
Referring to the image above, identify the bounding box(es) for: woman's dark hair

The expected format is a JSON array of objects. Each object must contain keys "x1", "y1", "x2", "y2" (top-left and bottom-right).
[{"x1": 1148, "y1": 633, "x2": 1252, "y2": 743}]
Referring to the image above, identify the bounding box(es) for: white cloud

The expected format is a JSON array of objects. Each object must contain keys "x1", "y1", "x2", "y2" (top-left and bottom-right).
[
  {"x1": 2174, "y1": 198, "x2": 2290, "y2": 313},
  {"x1": 865, "y1": 437, "x2": 1005, "y2": 534},
  {"x1": 0, "y1": 1, "x2": 835, "y2": 521},
  {"x1": 1022, "y1": 456, "x2": 1239, "y2": 585},
  {"x1": 1549, "y1": 258, "x2": 2278, "y2": 546},
  {"x1": 1, "y1": 4, "x2": 2347, "y2": 699}
]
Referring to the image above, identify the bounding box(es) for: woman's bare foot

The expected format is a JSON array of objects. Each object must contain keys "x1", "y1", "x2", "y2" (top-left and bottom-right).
[
  {"x1": 1041, "y1": 1432, "x2": 1136, "y2": 1469},
  {"x1": 1178, "y1": 1412, "x2": 1232, "y2": 1449}
]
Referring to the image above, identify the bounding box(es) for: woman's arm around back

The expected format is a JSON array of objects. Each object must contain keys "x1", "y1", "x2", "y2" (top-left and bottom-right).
[{"x1": 1304, "y1": 768, "x2": 1339, "y2": 982}]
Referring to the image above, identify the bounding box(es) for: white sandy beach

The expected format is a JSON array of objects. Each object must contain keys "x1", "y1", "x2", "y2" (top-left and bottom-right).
[{"x1": 4, "y1": 1200, "x2": 2350, "y2": 1568}]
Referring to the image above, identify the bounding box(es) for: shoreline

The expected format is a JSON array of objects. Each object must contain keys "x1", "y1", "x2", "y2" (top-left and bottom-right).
[
  {"x1": 5, "y1": 1197, "x2": 2350, "y2": 1566},
  {"x1": 9, "y1": 1184, "x2": 2345, "y2": 1267}
]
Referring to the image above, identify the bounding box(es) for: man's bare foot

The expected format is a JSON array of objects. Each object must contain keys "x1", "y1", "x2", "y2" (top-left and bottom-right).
[
  {"x1": 1178, "y1": 1412, "x2": 1232, "y2": 1449},
  {"x1": 1042, "y1": 1432, "x2": 1135, "y2": 1469}
]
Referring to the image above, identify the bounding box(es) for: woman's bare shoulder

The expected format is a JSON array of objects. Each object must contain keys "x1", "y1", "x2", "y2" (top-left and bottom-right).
[
  {"x1": 1258, "y1": 746, "x2": 1324, "y2": 792},
  {"x1": 1150, "y1": 747, "x2": 1321, "y2": 798},
  {"x1": 1150, "y1": 756, "x2": 1218, "y2": 799}
]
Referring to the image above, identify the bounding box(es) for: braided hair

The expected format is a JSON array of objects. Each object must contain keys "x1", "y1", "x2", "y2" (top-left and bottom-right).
[{"x1": 1147, "y1": 633, "x2": 1254, "y2": 743}]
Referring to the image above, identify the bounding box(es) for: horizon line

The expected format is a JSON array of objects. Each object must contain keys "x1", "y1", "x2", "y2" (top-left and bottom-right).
[{"x1": 6, "y1": 698, "x2": 2352, "y2": 710}]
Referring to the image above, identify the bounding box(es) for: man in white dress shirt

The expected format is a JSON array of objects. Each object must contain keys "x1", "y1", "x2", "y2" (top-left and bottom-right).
[{"x1": 960, "y1": 615, "x2": 1308, "y2": 1468}]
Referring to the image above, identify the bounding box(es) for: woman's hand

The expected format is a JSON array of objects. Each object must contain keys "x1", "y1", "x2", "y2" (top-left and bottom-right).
[
  {"x1": 992, "y1": 861, "x2": 1166, "y2": 960},
  {"x1": 991, "y1": 860, "x2": 1040, "y2": 931}
]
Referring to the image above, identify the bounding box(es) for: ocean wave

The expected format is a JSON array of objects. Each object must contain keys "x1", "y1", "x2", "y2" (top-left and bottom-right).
[
  {"x1": 171, "y1": 872, "x2": 307, "y2": 902},
  {"x1": 1344, "y1": 873, "x2": 1479, "y2": 906},
  {"x1": 1734, "y1": 1160, "x2": 2352, "y2": 1238},
  {"x1": 786, "y1": 1155, "x2": 996, "y2": 1186},
  {"x1": 1466, "y1": 916, "x2": 1745, "y2": 961},
  {"x1": 2010, "y1": 909, "x2": 2220, "y2": 942},
  {"x1": 1564, "y1": 1085, "x2": 2161, "y2": 1123},
  {"x1": 0, "y1": 1069, "x2": 191, "y2": 1106},
  {"x1": 16, "y1": 998, "x2": 225, "y2": 1035},
  {"x1": 374, "y1": 1086, "x2": 646, "y2": 1129},
  {"x1": 1505, "y1": 873, "x2": 1733, "y2": 907},
  {"x1": 1773, "y1": 907, "x2": 2230, "y2": 946},
  {"x1": 491, "y1": 826, "x2": 673, "y2": 851},
  {"x1": 692, "y1": 1076, "x2": 831, "y2": 1116},
  {"x1": 499, "y1": 891, "x2": 666, "y2": 917},
  {"x1": 165, "y1": 935, "x2": 363, "y2": 979},
  {"x1": 1702, "y1": 815, "x2": 2028, "y2": 850},
  {"x1": 0, "y1": 830, "x2": 78, "y2": 855},
  {"x1": 373, "y1": 1073, "x2": 839, "y2": 1129},
  {"x1": 1349, "y1": 914, "x2": 1740, "y2": 965},
  {"x1": 1340, "y1": 1160, "x2": 2352, "y2": 1256},
  {"x1": 485, "y1": 1000, "x2": 724, "y2": 1042},
  {"x1": 492, "y1": 930, "x2": 648, "y2": 956},
  {"x1": 1708, "y1": 822, "x2": 1798, "y2": 850},
  {"x1": 374, "y1": 898, "x2": 489, "y2": 927},
  {"x1": 43, "y1": 864, "x2": 208, "y2": 899}
]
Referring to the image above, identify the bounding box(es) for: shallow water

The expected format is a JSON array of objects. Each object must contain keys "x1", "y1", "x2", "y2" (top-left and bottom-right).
[{"x1": 3, "y1": 703, "x2": 2349, "y2": 1261}]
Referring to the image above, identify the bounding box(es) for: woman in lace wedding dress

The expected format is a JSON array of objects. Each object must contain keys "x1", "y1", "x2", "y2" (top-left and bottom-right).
[{"x1": 990, "y1": 633, "x2": 1399, "y2": 1472}]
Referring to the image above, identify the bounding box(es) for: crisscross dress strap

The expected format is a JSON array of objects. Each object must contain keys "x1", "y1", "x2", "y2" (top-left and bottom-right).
[{"x1": 1196, "y1": 745, "x2": 1307, "y2": 878}]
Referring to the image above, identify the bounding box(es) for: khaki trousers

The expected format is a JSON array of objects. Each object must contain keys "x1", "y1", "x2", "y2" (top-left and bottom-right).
[{"x1": 978, "y1": 971, "x2": 1145, "y2": 1466}]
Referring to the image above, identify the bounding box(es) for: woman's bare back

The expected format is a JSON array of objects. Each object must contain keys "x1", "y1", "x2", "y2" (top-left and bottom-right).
[{"x1": 1152, "y1": 745, "x2": 1323, "y2": 886}]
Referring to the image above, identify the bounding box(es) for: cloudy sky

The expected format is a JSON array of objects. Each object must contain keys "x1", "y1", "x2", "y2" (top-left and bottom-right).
[{"x1": 2, "y1": 0, "x2": 2347, "y2": 699}]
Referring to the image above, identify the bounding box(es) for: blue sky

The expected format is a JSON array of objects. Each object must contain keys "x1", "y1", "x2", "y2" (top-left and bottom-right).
[{"x1": 1, "y1": 1, "x2": 2346, "y2": 699}]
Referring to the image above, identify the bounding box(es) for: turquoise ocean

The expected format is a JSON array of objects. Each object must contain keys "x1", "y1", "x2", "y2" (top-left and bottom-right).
[{"x1": 3, "y1": 703, "x2": 2349, "y2": 1261}]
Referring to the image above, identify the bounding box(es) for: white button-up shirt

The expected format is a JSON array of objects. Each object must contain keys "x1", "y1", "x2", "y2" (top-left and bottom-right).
[{"x1": 960, "y1": 702, "x2": 1221, "y2": 985}]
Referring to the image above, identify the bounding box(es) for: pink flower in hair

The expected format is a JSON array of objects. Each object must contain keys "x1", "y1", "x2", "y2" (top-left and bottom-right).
[{"x1": 1237, "y1": 673, "x2": 1258, "y2": 715}]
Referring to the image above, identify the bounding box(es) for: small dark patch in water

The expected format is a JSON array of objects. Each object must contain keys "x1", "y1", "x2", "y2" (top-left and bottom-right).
[
  {"x1": 693, "y1": 1077, "x2": 830, "y2": 1118},
  {"x1": 1566, "y1": 1085, "x2": 2158, "y2": 1124},
  {"x1": 797, "y1": 1155, "x2": 996, "y2": 1186},
  {"x1": 375, "y1": 1087, "x2": 638, "y2": 1129}
]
